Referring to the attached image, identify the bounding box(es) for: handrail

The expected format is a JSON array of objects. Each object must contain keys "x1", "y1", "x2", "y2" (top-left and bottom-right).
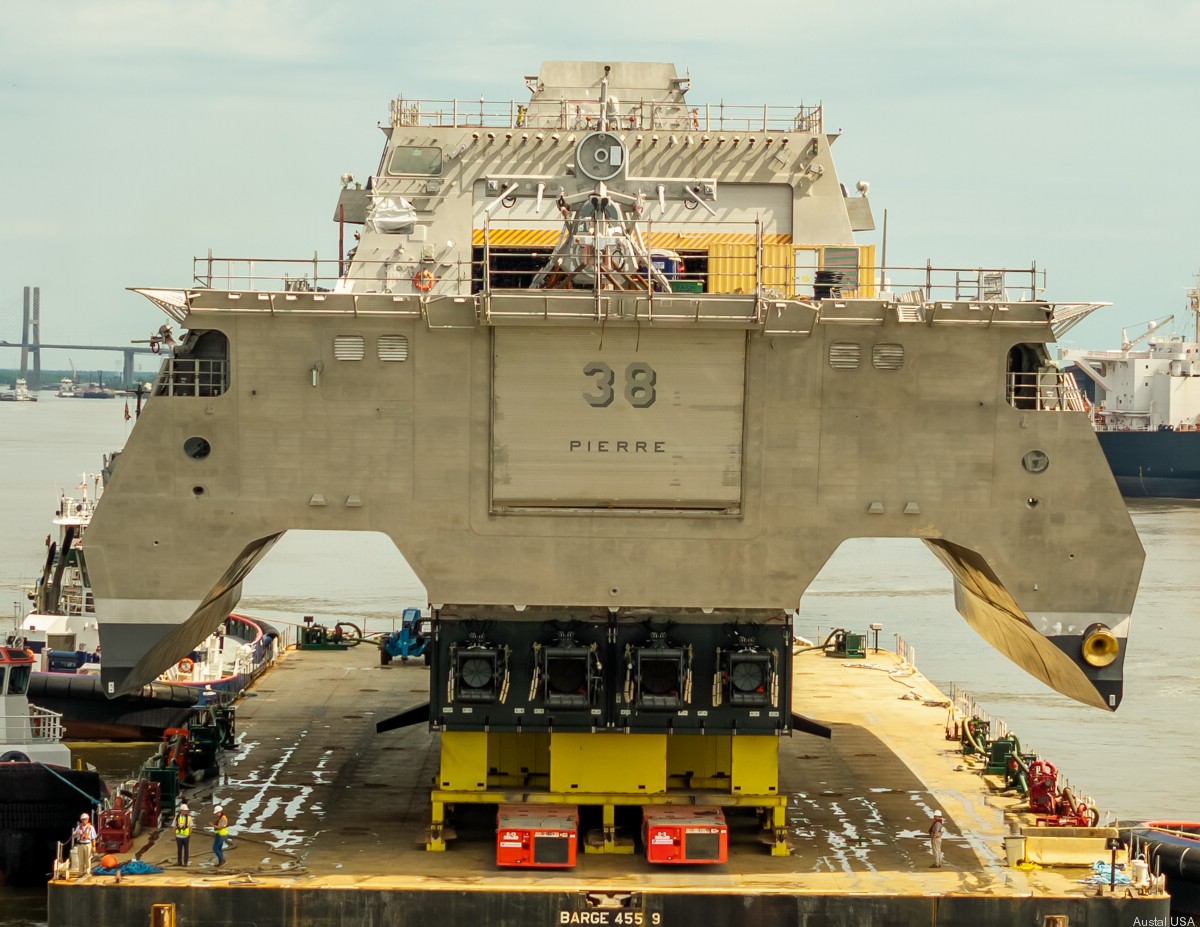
[
  {"x1": 189, "y1": 246, "x2": 1046, "y2": 303},
  {"x1": 1005, "y1": 371, "x2": 1089, "y2": 412},
  {"x1": 29, "y1": 703, "x2": 65, "y2": 742},
  {"x1": 389, "y1": 97, "x2": 822, "y2": 133}
]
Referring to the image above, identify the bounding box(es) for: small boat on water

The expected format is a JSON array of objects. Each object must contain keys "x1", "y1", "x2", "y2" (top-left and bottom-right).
[
  {"x1": 73, "y1": 382, "x2": 115, "y2": 399},
  {"x1": 57, "y1": 377, "x2": 77, "y2": 398},
  {"x1": 0, "y1": 645, "x2": 106, "y2": 887},
  {"x1": 0, "y1": 378, "x2": 38, "y2": 402},
  {"x1": 1062, "y1": 277, "x2": 1200, "y2": 498},
  {"x1": 17, "y1": 475, "x2": 282, "y2": 740},
  {"x1": 1122, "y1": 821, "x2": 1200, "y2": 916}
]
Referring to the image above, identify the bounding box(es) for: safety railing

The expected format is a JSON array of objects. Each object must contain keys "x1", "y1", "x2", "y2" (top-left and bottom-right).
[
  {"x1": 188, "y1": 243, "x2": 1051, "y2": 315},
  {"x1": 1005, "y1": 371, "x2": 1089, "y2": 412},
  {"x1": 153, "y1": 358, "x2": 228, "y2": 398},
  {"x1": 57, "y1": 489, "x2": 99, "y2": 522},
  {"x1": 888, "y1": 261, "x2": 1045, "y2": 303},
  {"x1": 194, "y1": 252, "x2": 331, "y2": 291},
  {"x1": 390, "y1": 97, "x2": 822, "y2": 134},
  {"x1": 59, "y1": 590, "x2": 94, "y2": 617},
  {"x1": 29, "y1": 703, "x2": 65, "y2": 743}
]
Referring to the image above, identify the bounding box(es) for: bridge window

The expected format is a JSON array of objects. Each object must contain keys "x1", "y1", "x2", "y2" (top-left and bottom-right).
[
  {"x1": 378, "y1": 335, "x2": 409, "y2": 362},
  {"x1": 386, "y1": 146, "x2": 443, "y2": 176},
  {"x1": 7, "y1": 663, "x2": 30, "y2": 695},
  {"x1": 334, "y1": 335, "x2": 366, "y2": 361}
]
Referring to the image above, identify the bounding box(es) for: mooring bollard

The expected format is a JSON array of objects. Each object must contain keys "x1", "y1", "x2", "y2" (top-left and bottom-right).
[{"x1": 150, "y1": 903, "x2": 176, "y2": 927}]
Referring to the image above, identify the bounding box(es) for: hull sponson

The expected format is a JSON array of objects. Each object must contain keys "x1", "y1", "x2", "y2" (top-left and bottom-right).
[
  {"x1": 88, "y1": 527, "x2": 280, "y2": 695},
  {"x1": 84, "y1": 297, "x2": 1144, "y2": 706},
  {"x1": 929, "y1": 540, "x2": 1128, "y2": 709}
]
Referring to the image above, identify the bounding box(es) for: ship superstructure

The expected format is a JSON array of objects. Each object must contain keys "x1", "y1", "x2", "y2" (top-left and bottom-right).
[{"x1": 85, "y1": 61, "x2": 1142, "y2": 854}]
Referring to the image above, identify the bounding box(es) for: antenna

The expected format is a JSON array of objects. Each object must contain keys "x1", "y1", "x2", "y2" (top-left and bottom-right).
[
  {"x1": 1189, "y1": 266, "x2": 1200, "y2": 343},
  {"x1": 599, "y1": 65, "x2": 611, "y2": 132}
]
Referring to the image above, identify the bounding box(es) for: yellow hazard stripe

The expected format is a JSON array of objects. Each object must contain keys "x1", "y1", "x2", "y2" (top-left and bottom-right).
[{"x1": 471, "y1": 229, "x2": 793, "y2": 248}]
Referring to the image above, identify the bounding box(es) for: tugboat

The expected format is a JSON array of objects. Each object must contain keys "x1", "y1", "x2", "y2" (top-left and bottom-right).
[
  {"x1": 1062, "y1": 277, "x2": 1200, "y2": 498},
  {"x1": 0, "y1": 378, "x2": 38, "y2": 402},
  {"x1": 0, "y1": 646, "x2": 105, "y2": 887},
  {"x1": 19, "y1": 475, "x2": 281, "y2": 740},
  {"x1": 1122, "y1": 821, "x2": 1200, "y2": 916}
]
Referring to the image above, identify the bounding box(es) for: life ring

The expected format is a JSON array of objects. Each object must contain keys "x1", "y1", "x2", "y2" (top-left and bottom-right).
[
  {"x1": 413, "y1": 269, "x2": 435, "y2": 292},
  {"x1": 177, "y1": 658, "x2": 195, "y2": 674}
]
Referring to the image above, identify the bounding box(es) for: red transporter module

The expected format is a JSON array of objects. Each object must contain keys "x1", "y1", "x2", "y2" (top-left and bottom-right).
[
  {"x1": 495, "y1": 804, "x2": 579, "y2": 868},
  {"x1": 642, "y1": 806, "x2": 728, "y2": 864}
]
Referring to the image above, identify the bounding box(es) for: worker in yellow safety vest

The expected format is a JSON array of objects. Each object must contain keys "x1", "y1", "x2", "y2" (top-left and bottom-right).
[
  {"x1": 211, "y1": 805, "x2": 229, "y2": 867},
  {"x1": 174, "y1": 802, "x2": 192, "y2": 866}
]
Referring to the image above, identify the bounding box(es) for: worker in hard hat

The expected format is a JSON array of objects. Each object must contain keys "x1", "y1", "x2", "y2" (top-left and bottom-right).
[
  {"x1": 928, "y1": 811, "x2": 944, "y2": 868},
  {"x1": 211, "y1": 805, "x2": 229, "y2": 867},
  {"x1": 174, "y1": 802, "x2": 193, "y2": 867},
  {"x1": 73, "y1": 812, "x2": 98, "y2": 875}
]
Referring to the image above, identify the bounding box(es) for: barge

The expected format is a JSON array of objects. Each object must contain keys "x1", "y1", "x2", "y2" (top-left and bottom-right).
[{"x1": 48, "y1": 643, "x2": 1165, "y2": 924}]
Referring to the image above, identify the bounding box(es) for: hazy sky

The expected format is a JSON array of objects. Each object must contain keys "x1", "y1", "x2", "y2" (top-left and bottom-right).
[{"x1": 2, "y1": 1, "x2": 1198, "y2": 368}]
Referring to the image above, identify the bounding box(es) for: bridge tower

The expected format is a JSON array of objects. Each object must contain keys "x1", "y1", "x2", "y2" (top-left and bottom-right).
[{"x1": 19, "y1": 286, "x2": 41, "y2": 389}]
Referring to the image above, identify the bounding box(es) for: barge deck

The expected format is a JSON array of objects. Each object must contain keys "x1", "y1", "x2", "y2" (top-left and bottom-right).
[{"x1": 48, "y1": 643, "x2": 1166, "y2": 926}]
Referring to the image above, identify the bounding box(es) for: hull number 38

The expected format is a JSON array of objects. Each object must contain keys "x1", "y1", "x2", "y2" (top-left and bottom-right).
[{"x1": 582, "y1": 362, "x2": 657, "y2": 408}]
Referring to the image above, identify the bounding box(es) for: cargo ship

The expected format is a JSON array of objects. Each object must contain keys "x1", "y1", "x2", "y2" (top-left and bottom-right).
[
  {"x1": 50, "y1": 61, "x2": 1157, "y2": 924},
  {"x1": 1062, "y1": 278, "x2": 1200, "y2": 498}
]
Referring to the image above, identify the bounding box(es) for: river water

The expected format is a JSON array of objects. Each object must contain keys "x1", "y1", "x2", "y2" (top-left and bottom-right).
[{"x1": 2, "y1": 396, "x2": 1198, "y2": 922}]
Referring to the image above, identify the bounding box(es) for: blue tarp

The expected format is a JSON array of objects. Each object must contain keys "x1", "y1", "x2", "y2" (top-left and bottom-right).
[
  {"x1": 1079, "y1": 860, "x2": 1131, "y2": 885},
  {"x1": 92, "y1": 859, "x2": 164, "y2": 876}
]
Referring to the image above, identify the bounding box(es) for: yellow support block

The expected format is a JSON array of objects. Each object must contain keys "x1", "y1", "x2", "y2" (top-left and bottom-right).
[
  {"x1": 550, "y1": 733, "x2": 667, "y2": 794},
  {"x1": 769, "y1": 802, "x2": 791, "y2": 856},
  {"x1": 486, "y1": 731, "x2": 549, "y2": 787},
  {"x1": 583, "y1": 803, "x2": 636, "y2": 855},
  {"x1": 731, "y1": 736, "x2": 779, "y2": 795},
  {"x1": 667, "y1": 734, "x2": 731, "y2": 788},
  {"x1": 439, "y1": 731, "x2": 489, "y2": 791},
  {"x1": 427, "y1": 799, "x2": 447, "y2": 852}
]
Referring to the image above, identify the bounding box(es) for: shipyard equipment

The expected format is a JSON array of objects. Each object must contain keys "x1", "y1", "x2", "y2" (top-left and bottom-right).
[
  {"x1": 380, "y1": 608, "x2": 429, "y2": 665},
  {"x1": 642, "y1": 807, "x2": 728, "y2": 864},
  {"x1": 298, "y1": 618, "x2": 362, "y2": 651},
  {"x1": 824, "y1": 629, "x2": 867, "y2": 659},
  {"x1": 495, "y1": 805, "x2": 578, "y2": 868}
]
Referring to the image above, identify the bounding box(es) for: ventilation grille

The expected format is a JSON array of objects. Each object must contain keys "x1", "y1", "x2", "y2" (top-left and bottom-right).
[
  {"x1": 828, "y1": 342, "x2": 862, "y2": 369},
  {"x1": 872, "y1": 343, "x2": 905, "y2": 370},
  {"x1": 333, "y1": 335, "x2": 365, "y2": 361},
  {"x1": 378, "y1": 334, "x2": 410, "y2": 362}
]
